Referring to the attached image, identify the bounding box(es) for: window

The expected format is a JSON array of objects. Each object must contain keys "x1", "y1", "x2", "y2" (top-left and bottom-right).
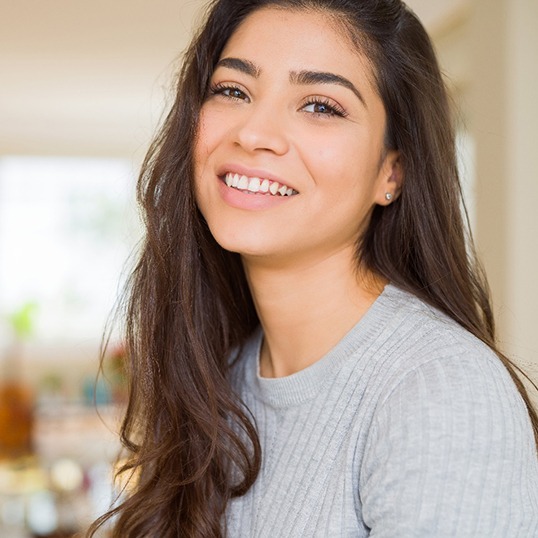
[{"x1": 0, "y1": 156, "x2": 140, "y2": 345}]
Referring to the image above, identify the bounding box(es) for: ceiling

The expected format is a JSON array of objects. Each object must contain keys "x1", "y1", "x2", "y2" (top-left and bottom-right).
[{"x1": 0, "y1": 0, "x2": 468, "y2": 158}]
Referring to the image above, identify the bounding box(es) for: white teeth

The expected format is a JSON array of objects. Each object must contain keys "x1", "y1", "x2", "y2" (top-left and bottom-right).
[
  {"x1": 224, "y1": 172, "x2": 297, "y2": 196},
  {"x1": 248, "y1": 177, "x2": 261, "y2": 193}
]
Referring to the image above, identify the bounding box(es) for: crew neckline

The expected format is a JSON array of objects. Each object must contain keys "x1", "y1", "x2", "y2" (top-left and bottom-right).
[{"x1": 243, "y1": 283, "x2": 408, "y2": 408}]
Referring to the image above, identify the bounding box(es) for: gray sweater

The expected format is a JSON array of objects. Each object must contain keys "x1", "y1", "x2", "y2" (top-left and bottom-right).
[{"x1": 226, "y1": 285, "x2": 538, "y2": 537}]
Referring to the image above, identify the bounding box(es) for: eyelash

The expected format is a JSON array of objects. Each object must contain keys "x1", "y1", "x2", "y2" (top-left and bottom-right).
[{"x1": 208, "y1": 83, "x2": 348, "y2": 118}]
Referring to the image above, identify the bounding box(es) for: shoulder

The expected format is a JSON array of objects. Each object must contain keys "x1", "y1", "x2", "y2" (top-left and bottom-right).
[
  {"x1": 358, "y1": 287, "x2": 538, "y2": 536},
  {"x1": 372, "y1": 285, "x2": 518, "y2": 409},
  {"x1": 363, "y1": 285, "x2": 536, "y2": 493},
  {"x1": 372, "y1": 285, "x2": 534, "y2": 443}
]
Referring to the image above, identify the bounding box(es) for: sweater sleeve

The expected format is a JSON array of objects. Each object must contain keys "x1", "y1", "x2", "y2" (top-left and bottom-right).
[{"x1": 359, "y1": 349, "x2": 538, "y2": 538}]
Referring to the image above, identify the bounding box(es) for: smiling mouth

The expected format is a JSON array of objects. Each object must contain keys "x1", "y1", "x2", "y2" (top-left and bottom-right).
[{"x1": 223, "y1": 172, "x2": 298, "y2": 197}]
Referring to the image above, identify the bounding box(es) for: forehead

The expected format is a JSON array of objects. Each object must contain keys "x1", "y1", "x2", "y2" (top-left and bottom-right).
[{"x1": 220, "y1": 7, "x2": 377, "y2": 88}]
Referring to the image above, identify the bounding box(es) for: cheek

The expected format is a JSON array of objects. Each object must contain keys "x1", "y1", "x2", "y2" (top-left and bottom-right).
[
  {"x1": 307, "y1": 144, "x2": 363, "y2": 193},
  {"x1": 194, "y1": 111, "x2": 212, "y2": 171},
  {"x1": 193, "y1": 114, "x2": 213, "y2": 211},
  {"x1": 195, "y1": 105, "x2": 231, "y2": 156},
  {"x1": 302, "y1": 128, "x2": 364, "y2": 178}
]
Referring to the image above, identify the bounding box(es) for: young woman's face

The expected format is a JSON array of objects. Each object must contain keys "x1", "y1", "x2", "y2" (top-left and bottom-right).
[{"x1": 194, "y1": 7, "x2": 398, "y2": 268}]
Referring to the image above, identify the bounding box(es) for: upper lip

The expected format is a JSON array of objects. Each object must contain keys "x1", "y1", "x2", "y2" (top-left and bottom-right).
[{"x1": 216, "y1": 163, "x2": 298, "y2": 192}]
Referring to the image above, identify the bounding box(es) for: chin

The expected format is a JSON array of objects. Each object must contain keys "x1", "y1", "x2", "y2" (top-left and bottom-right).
[
  {"x1": 218, "y1": 241, "x2": 277, "y2": 259},
  {"x1": 207, "y1": 225, "x2": 273, "y2": 258}
]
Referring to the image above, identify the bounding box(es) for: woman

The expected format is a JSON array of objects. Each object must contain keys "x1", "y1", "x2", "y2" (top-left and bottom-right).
[{"x1": 89, "y1": 0, "x2": 538, "y2": 536}]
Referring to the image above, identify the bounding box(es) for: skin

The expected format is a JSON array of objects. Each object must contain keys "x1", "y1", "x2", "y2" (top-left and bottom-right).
[{"x1": 195, "y1": 7, "x2": 402, "y2": 378}]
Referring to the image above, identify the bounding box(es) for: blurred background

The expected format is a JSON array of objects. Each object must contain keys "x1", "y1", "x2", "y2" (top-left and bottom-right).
[{"x1": 0, "y1": 0, "x2": 536, "y2": 536}]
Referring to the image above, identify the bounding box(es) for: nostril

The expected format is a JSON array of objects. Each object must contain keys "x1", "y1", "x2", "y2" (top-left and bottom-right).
[{"x1": 234, "y1": 117, "x2": 290, "y2": 155}]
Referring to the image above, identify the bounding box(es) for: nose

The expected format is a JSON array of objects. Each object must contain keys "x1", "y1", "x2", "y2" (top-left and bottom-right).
[{"x1": 233, "y1": 102, "x2": 290, "y2": 156}]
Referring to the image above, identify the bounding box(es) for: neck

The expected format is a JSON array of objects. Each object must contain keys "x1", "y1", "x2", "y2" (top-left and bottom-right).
[{"x1": 242, "y1": 248, "x2": 385, "y2": 378}]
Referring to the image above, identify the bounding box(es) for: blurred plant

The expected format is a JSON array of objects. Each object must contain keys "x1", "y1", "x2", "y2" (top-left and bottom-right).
[{"x1": 6, "y1": 301, "x2": 39, "y2": 342}]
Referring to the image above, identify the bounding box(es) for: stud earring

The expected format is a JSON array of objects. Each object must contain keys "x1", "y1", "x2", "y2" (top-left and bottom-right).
[{"x1": 385, "y1": 192, "x2": 393, "y2": 202}]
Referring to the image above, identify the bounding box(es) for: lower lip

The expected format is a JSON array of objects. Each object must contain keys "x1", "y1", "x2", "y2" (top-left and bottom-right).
[{"x1": 217, "y1": 178, "x2": 296, "y2": 211}]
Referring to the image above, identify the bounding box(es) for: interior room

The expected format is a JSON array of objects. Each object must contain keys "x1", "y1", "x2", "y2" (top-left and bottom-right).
[{"x1": 1, "y1": 0, "x2": 536, "y2": 536}]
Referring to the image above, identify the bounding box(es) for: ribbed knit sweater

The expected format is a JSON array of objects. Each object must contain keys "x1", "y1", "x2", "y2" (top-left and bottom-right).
[{"x1": 226, "y1": 285, "x2": 538, "y2": 537}]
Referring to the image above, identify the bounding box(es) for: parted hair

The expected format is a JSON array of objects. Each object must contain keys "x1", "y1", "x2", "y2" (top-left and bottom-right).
[{"x1": 87, "y1": 1, "x2": 538, "y2": 536}]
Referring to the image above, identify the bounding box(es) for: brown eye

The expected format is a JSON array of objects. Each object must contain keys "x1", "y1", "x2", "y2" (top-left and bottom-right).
[
  {"x1": 311, "y1": 103, "x2": 331, "y2": 114},
  {"x1": 302, "y1": 98, "x2": 347, "y2": 118},
  {"x1": 210, "y1": 84, "x2": 249, "y2": 102}
]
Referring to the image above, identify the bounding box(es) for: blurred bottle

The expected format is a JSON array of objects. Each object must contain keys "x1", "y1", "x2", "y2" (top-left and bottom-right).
[
  {"x1": 0, "y1": 303, "x2": 37, "y2": 460},
  {"x1": 0, "y1": 345, "x2": 35, "y2": 459}
]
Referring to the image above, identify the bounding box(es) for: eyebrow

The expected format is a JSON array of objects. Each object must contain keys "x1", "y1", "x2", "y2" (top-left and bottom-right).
[
  {"x1": 216, "y1": 57, "x2": 260, "y2": 78},
  {"x1": 290, "y1": 70, "x2": 366, "y2": 108},
  {"x1": 215, "y1": 57, "x2": 367, "y2": 108}
]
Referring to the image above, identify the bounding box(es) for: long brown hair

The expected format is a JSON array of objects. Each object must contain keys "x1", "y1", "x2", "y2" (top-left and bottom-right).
[{"x1": 87, "y1": 1, "x2": 538, "y2": 536}]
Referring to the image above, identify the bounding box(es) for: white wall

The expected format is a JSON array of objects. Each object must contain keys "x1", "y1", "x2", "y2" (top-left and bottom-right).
[
  {"x1": 467, "y1": 0, "x2": 538, "y2": 373},
  {"x1": 434, "y1": 0, "x2": 538, "y2": 382}
]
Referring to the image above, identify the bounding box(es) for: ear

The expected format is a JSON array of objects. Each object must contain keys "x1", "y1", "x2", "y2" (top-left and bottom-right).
[{"x1": 374, "y1": 150, "x2": 403, "y2": 206}]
